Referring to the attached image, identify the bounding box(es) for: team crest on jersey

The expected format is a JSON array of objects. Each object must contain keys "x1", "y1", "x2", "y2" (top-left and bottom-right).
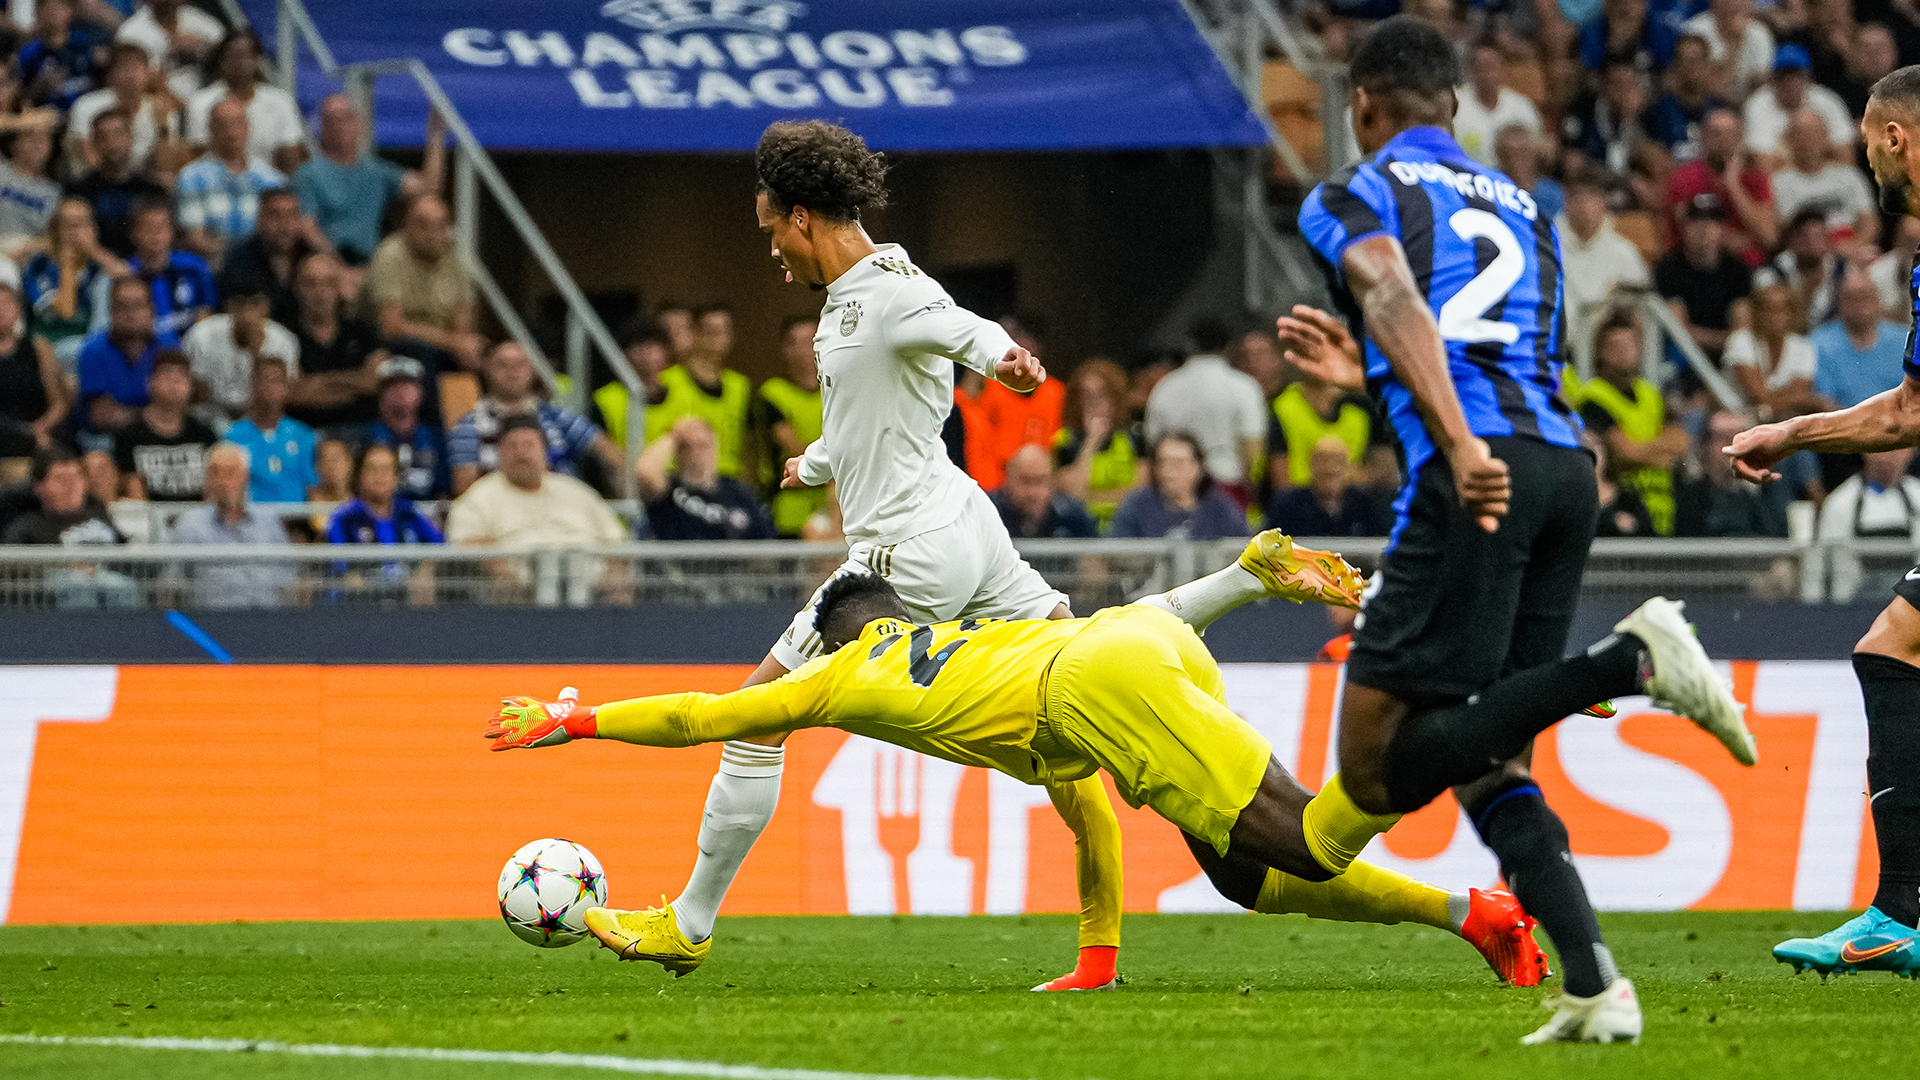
[{"x1": 841, "y1": 301, "x2": 862, "y2": 336}]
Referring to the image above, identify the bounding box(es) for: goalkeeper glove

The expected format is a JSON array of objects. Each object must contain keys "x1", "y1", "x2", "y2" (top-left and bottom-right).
[{"x1": 485, "y1": 687, "x2": 599, "y2": 751}]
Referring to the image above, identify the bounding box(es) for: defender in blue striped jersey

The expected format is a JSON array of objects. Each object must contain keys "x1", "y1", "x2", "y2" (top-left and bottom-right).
[
  {"x1": 1731, "y1": 64, "x2": 1920, "y2": 980},
  {"x1": 1275, "y1": 17, "x2": 1751, "y2": 1046}
]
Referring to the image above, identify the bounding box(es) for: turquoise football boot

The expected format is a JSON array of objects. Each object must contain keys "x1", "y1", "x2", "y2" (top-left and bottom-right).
[{"x1": 1774, "y1": 908, "x2": 1920, "y2": 977}]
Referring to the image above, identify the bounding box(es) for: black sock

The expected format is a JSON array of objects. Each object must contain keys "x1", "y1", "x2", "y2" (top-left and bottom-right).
[
  {"x1": 1469, "y1": 780, "x2": 1618, "y2": 998},
  {"x1": 1854, "y1": 652, "x2": 1920, "y2": 929},
  {"x1": 1383, "y1": 634, "x2": 1644, "y2": 812}
]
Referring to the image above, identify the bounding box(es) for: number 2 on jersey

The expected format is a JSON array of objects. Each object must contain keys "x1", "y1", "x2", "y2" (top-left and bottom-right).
[{"x1": 1435, "y1": 208, "x2": 1523, "y2": 346}]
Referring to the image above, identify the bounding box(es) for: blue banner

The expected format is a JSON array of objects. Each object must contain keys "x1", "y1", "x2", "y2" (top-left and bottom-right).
[{"x1": 237, "y1": 0, "x2": 1269, "y2": 151}]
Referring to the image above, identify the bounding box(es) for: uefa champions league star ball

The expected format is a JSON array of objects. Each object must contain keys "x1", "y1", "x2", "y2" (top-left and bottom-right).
[{"x1": 497, "y1": 838, "x2": 609, "y2": 948}]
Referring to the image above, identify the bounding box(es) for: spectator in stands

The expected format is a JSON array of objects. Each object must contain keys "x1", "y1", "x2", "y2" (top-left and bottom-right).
[
  {"x1": 1580, "y1": 0, "x2": 1670, "y2": 73},
  {"x1": 298, "y1": 95, "x2": 447, "y2": 267},
  {"x1": 1821, "y1": 447, "x2": 1920, "y2": 599},
  {"x1": 1724, "y1": 279, "x2": 1831, "y2": 419},
  {"x1": 1872, "y1": 216, "x2": 1920, "y2": 322},
  {"x1": 1684, "y1": 0, "x2": 1776, "y2": 98},
  {"x1": 647, "y1": 311, "x2": 753, "y2": 480},
  {"x1": 182, "y1": 275, "x2": 300, "y2": 422},
  {"x1": 445, "y1": 412, "x2": 627, "y2": 551},
  {"x1": 1802, "y1": 0, "x2": 1857, "y2": 88},
  {"x1": 1667, "y1": 107, "x2": 1777, "y2": 265},
  {"x1": 1770, "y1": 109, "x2": 1879, "y2": 250},
  {"x1": 1494, "y1": 124, "x2": 1564, "y2": 221},
  {"x1": 1265, "y1": 434, "x2": 1391, "y2": 538},
  {"x1": 111, "y1": 349, "x2": 213, "y2": 500},
  {"x1": 0, "y1": 443, "x2": 127, "y2": 547},
  {"x1": 115, "y1": 0, "x2": 224, "y2": 92},
  {"x1": 1143, "y1": 317, "x2": 1267, "y2": 505},
  {"x1": 75, "y1": 275, "x2": 175, "y2": 444},
  {"x1": 1053, "y1": 359, "x2": 1144, "y2": 534},
  {"x1": 175, "y1": 98, "x2": 287, "y2": 265},
  {"x1": 285, "y1": 252, "x2": 385, "y2": 433},
  {"x1": 364, "y1": 194, "x2": 484, "y2": 373},
  {"x1": 1675, "y1": 410, "x2": 1788, "y2": 537},
  {"x1": 1453, "y1": 40, "x2": 1542, "y2": 167},
  {"x1": 224, "y1": 357, "x2": 317, "y2": 504},
  {"x1": 170, "y1": 441, "x2": 296, "y2": 609},
  {"x1": 66, "y1": 45, "x2": 179, "y2": 183},
  {"x1": 1836, "y1": 22, "x2": 1899, "y2": 119},
  {"x1": 326, "y1": 443, "x2": 443, "y2": 545},
  {"x1": 592, "y1": 317, "x2": 669, "y2": 455},
  {"x1": 1744, "y1": 45, "x2": 1854, "y2": 165},
  {"x1": 756, "y1": 313, "x2": 824, "y2": 537},
  {"x1": 0, "y1": 122, "x2": 61, "y2": 261},
  {"x1": 656, "y1": 303, "x2": 695, "y2": 356},
  {"x1": 1814, "y1": 270, "x2": 1909, "y2": 409},
  {"x1": 1575, "y1": 317, "x2": 1691, "y2": 535},
  {"x1": 1655, "y1": 194, "x2": 1754, "y2": 361},
  {"x1": 93, "y1": 196, "x2": 214, "y2": 341},
  {"x1": 993, "y1": 443, "x2": 1096, "y2": 539},
  {"x1": 187, "y1": 30, "x2": 306, "y2": 176},
  {"x1": 311, "y1": 436, "x2": 351, "y2": 504},
  {"x1": 1562, "y1": 57, "x2": 1657, "y2": 177},
  {"x1": 67, "y1": 107, "x2": 170, "y2": 258},
  {"x1": 219, "y1": 188, "x2": 317, "y2": 327},
  {"x1": 1110, "y1": 432, "x2": 1246, "y2": 540},
  {"x1": 1266, "y1": 321, "x2": 1396, "y2": 496},
  {"x1": 448, "y1": 341, "x2": 621, "y2": 495},
  {"x1": 24, "y1": 198, "x2": 126, "y2": 368},
  {"x1": 990, "y1": 312, "x2": 1067, "y2": 462},
  {"x1": 1229, "y1": 325, "x2": 1285, "y2": 402},
  {"x1": 19, "y1": 0, "x2": 102, "y2": 112},
  {"x1": 1646, "y1": 34, "x2": 1725, "y2": 161},
  {"x1": 0, "y1": 285, "x2": 67, "y2": 457},
  {"x1": 1559, "y1": 167, "x2": 1651, "y2": 357},
  {"x1": 367, "y1": 356, "x2": 448, "y2": 501},
  {"x1": 1592, "y1": 436, "x2": 1658, "y2": 538},
  {"x1": 1766, "y1": 210, "x2": 1847, "y2": 327},
  {"x1": 634, "y1": 415, "x2": 775, "y2": 541}
]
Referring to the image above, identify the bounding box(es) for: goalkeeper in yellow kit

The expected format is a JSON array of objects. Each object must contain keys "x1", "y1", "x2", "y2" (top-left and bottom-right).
[{"x1": 487, "y1": 534, "x2": 1551, "y2": 991}]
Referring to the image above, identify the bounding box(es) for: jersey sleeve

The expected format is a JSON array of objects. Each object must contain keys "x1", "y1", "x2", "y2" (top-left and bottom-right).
[
  {"x1": 886, "y1": 284, "x2": 1018, "y2": 379},
  {"x1": 1907, "y1": 265, "x2": 1920, "y2": 381},
  {"x1": 1047, "y1": 775, "x2": 1123, "y2": 949},
  {"x1": 594, "y1": 662, "x2": 831, "y2": 747},
  {"x1": 1297, "y1": 165, "x2": 1398, "y2": 274},
  {"x1": 796, "y1": 437, "x2": 832, "y2": 486}
]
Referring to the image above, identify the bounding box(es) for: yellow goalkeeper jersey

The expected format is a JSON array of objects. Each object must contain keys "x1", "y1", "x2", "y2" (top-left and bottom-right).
[{"x1": 594, "y1": 614, "x2": 1122, "y2": 946}]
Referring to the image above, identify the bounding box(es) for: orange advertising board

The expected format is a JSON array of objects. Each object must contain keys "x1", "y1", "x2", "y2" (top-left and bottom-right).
[{"x1": 0, "y1": 660, "x2": 1880, "y2": 925}]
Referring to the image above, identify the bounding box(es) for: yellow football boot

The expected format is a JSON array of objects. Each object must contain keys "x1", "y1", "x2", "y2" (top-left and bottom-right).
[
  {"x1": 1238, "y1": 529, "x2": 1367, "y2": 609},
  {"x1": 583, "y1": 898, "x2": 710, "y2": 976}
]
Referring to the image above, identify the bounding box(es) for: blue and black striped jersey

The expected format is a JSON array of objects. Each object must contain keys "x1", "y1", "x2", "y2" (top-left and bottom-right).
[
  {"x1": 1298, "y1": 126, "x2": 1581, "y2": 488},
  {"x1": 1905, "y1": 256, "x2": 1920, "y2": 381}
]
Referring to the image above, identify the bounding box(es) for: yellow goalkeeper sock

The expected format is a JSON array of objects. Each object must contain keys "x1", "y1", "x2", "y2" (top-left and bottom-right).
[
  {"x1": 1253, "y1": 860, "x2": 1452, "y2": 931},
  {"x1": 1300, "y1": 773, "x2": 1401, "y2": 875}
]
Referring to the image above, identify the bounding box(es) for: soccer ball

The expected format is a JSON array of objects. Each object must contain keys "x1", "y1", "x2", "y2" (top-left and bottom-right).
[{"x1": 496, "y1": 838, "x2": 609, "y2": 948}]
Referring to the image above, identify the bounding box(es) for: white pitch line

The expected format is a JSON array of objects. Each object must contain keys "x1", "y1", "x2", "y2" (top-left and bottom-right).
[{"x1": 0, "y1": 1035, "x2": 1033, "y2": 1080}]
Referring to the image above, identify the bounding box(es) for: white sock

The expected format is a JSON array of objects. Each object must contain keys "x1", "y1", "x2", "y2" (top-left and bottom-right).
[
  {"x1": 1447, "y1": 892, "x2": 1472, "y2": 934},
  {"x1": 670, "y1": 741, "x2": 783, "y2": 943},
  {"x1": 1136, "y1": 563, "x2": 1267, "y2": 633}
]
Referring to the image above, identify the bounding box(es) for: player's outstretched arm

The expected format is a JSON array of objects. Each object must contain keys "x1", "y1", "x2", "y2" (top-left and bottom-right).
[
  {"x1": 891, "y1": 298, "x2": 1045, "y2": 391},
  {"x1": 485, "y1": 682, "x2": 810, "y2": 751},
  {"x1": 1032, "y1": 776, "x2": 1123, "y2": 992},
  {"x1": 1275, "y1": 305, "x2": 1367, "y2": 393},
  {"x1": 1340, "y1": 235, "x2": 1509, "y2": 532},
  {"x1": 1728, "y1": 376, "x2": 1920, "y2": 483}
]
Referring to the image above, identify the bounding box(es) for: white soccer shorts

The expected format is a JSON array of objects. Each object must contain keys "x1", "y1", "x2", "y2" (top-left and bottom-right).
[{"x1": 770, "y1": 485, "x2": 1068, "y2": 670}]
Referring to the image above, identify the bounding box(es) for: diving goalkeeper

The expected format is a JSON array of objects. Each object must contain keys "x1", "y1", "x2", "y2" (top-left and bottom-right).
[{"x1": 488, "y1": 557, "x2": 1560, "y2": 990}]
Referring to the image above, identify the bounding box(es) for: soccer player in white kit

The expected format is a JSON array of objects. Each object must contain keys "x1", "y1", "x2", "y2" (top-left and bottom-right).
[{"x1": 585, "y1": 121, "x2": 1407, "y2": 992}]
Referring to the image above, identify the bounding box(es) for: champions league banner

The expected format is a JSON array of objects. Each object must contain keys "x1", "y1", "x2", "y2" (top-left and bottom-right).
[{"x1": 235, "y1": 0, "x2": 1270, "y2": 151}]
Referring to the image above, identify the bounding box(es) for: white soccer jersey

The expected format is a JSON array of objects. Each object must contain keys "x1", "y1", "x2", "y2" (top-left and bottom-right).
[{"x1": 798, "y1": 243, "x2": 1017, "y2": 546}]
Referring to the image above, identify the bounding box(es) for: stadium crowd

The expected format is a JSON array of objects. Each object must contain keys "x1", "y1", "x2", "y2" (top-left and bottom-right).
[{"x1": 6, "y1": 0, "x2": 1920, "y2": 589}]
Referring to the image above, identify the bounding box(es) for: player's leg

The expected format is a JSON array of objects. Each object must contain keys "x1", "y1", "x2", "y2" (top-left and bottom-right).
[
  {"x1": 1774, "y1": 591, "x2": 1920, "y2": 975},
  {"x1": 952, "y1": 484, "x2": 1074, "y2": 622},
  {"x1": 1132, "y1": 529, "x2": 1365, "y2": 631}
]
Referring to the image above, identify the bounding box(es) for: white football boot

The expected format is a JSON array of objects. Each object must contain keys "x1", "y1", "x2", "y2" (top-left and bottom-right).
[
  {"x1": 1522, "y1": 977, "x2": 1643, "y2": 1045},
  {"x1": 1615, "y1": 596, "x2": 1756, "y2": 765}
]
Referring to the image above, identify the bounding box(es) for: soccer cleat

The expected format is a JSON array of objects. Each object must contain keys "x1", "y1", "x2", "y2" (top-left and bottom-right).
[
  {"x1": 1238, "y1": 529, "x2": 1367, "y2": 610},
  {"x1": 1578, "y1": 701, "x2": 1618, "y2": 719},
  {"x1": 1521, "y1": 977, "x2": 1643, "y2": 1045},
  {"x1": 1615, "y1": 597, "x2": 1756, "y2": 765},
  {"x1": 583, "y1": 898, "x2": 710, "y2": 976},
  {"x1": 1773, "y1": 907, "x2": 1920, "y2": 978},
  {"x1": 1459, "y1": 888, "x2": 1551, "y2": 987}
]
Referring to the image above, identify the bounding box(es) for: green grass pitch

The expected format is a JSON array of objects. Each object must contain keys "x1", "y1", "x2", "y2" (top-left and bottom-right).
[{"x1": 1, "y1": 913, "x2": 1916, "y2": 1079}]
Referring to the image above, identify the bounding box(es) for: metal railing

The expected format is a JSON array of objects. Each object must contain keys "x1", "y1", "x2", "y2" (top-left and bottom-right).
[
  {"x1": 0, "y1": 534, "x2": 1904, "y2": 610},
  {"x1": 217, "y1": 0, "x2": 648, "y2": 492}
]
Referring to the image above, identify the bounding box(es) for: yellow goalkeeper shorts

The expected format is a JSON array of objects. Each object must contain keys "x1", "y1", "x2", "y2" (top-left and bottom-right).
[{"x1": 1042, "y1": 604, "x2": 1273, "y2": 856}]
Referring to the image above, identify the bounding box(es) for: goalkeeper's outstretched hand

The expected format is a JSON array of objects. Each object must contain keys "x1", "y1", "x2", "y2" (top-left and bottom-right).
[{"x1": 485, "y1": 687, "x2": 599, "y2": 751}]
